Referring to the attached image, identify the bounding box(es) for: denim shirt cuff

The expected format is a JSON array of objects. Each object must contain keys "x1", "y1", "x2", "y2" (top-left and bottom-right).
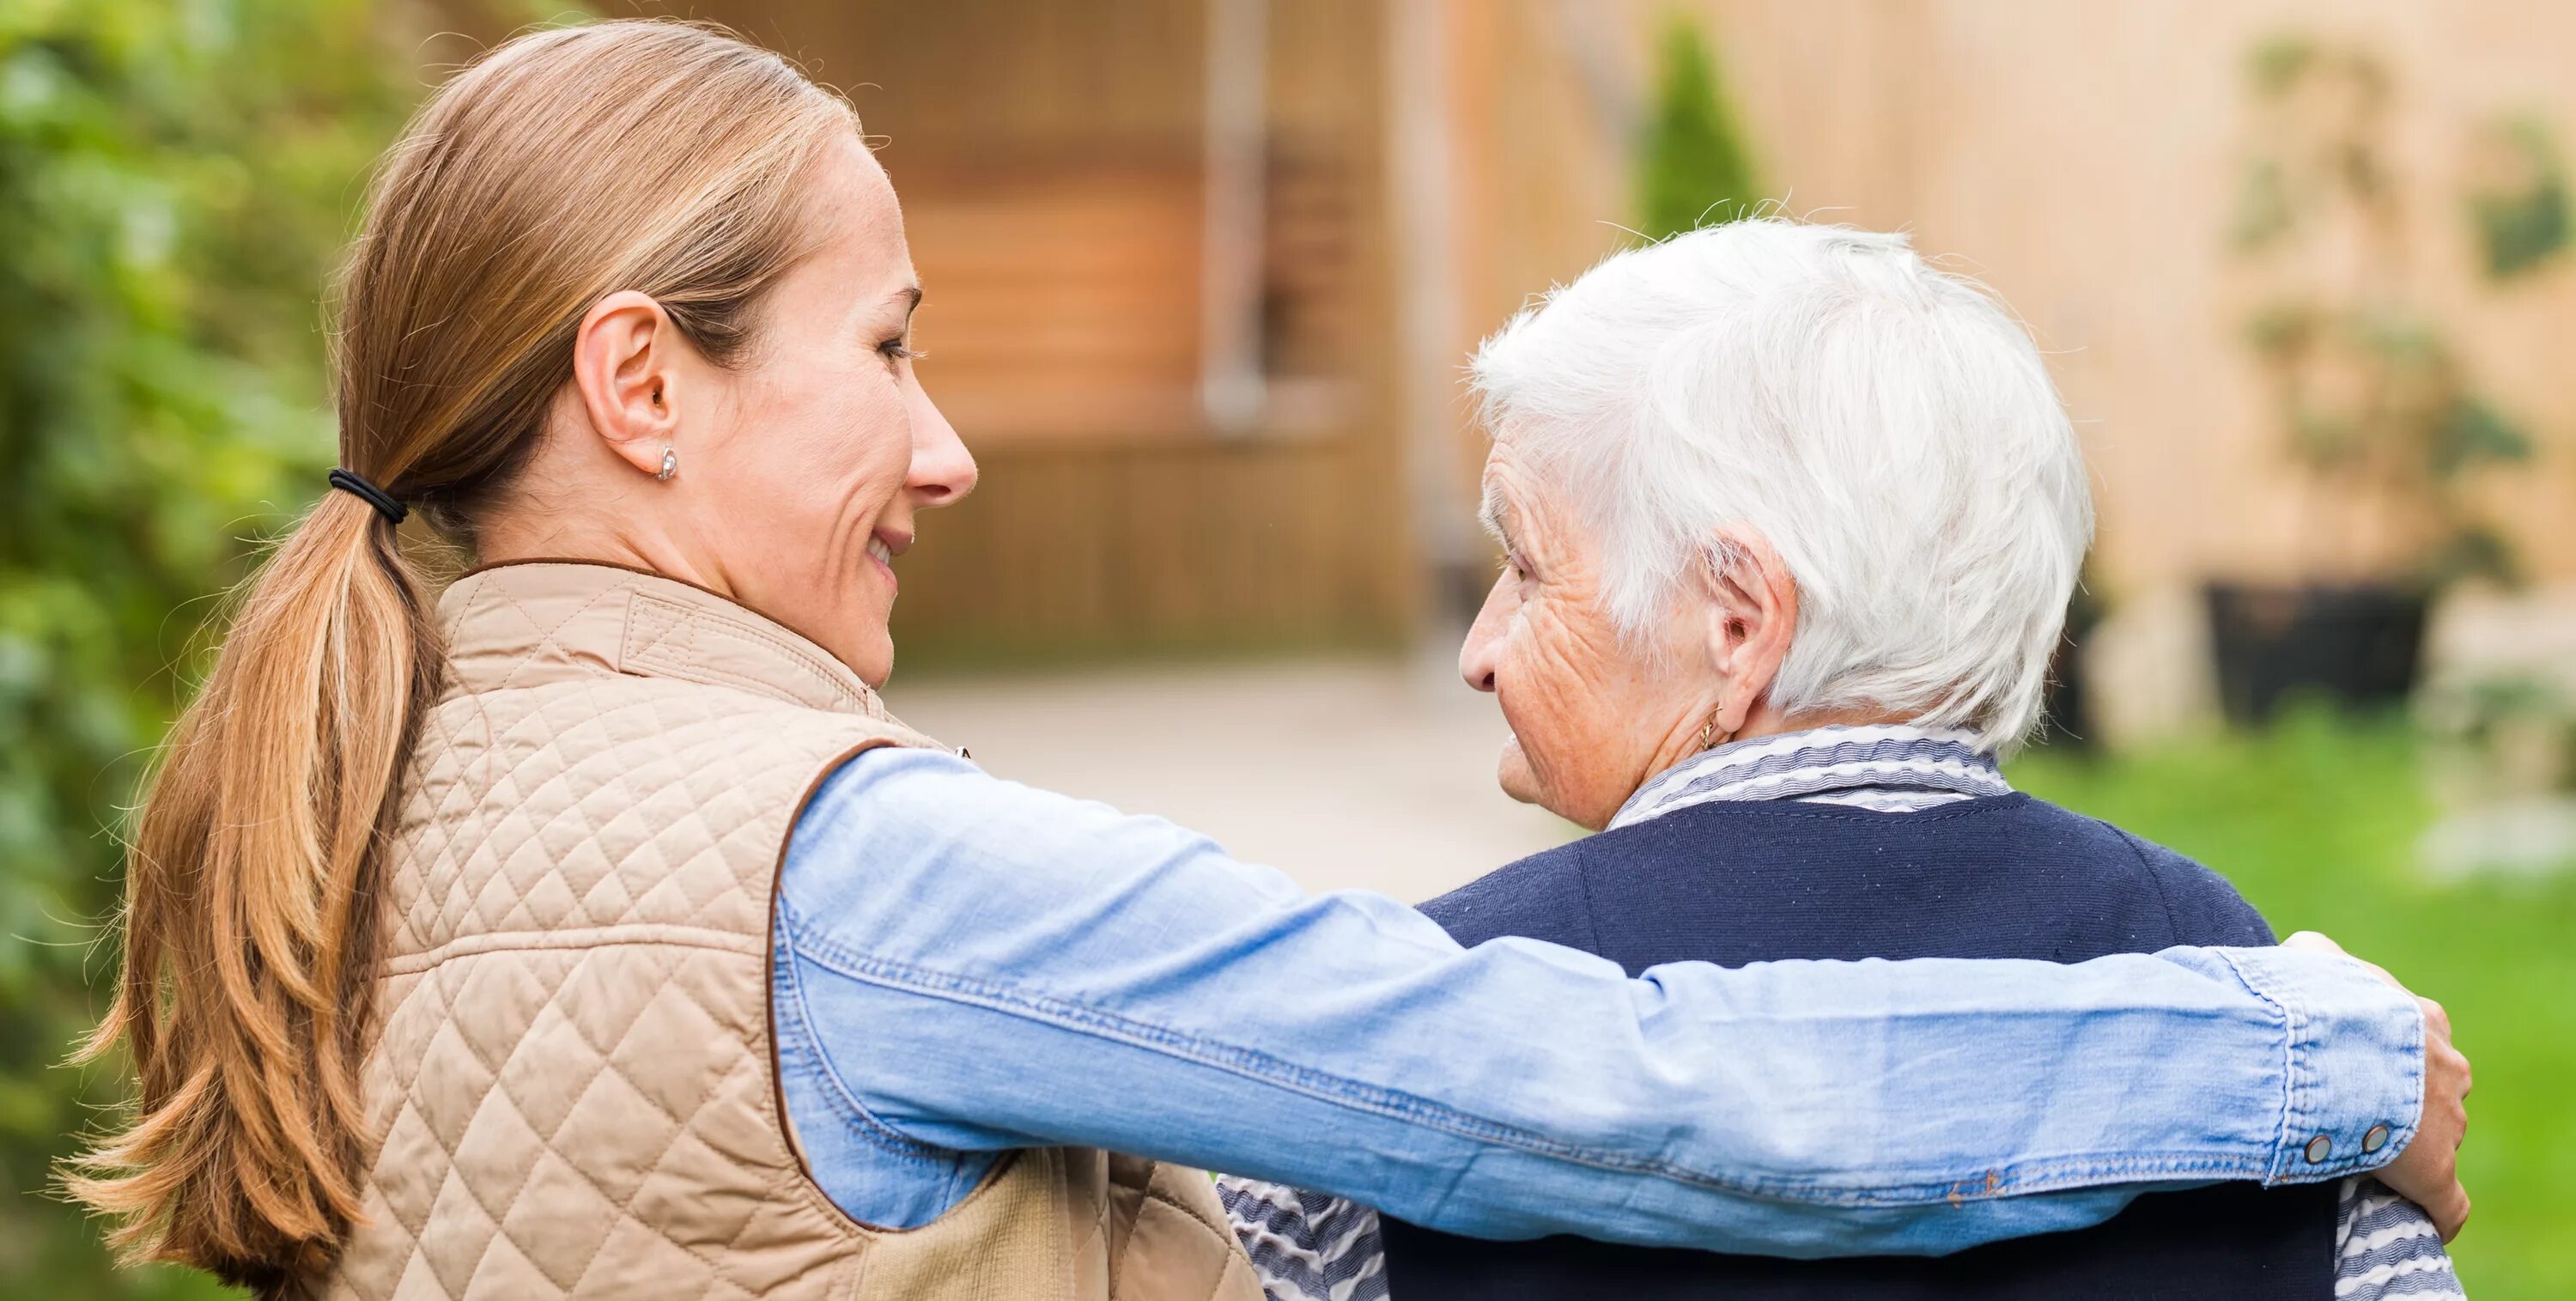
[{"x1": 2211, "y1": 945, "x2": 2427, "y2": 1185}]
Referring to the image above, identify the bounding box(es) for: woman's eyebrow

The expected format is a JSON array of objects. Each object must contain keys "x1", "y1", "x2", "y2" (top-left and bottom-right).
[
  {"x1": 1477, "y1": 481, "x2": 1516, "y2": 548},
  {"x1": 891, "y1": 284, "x2": 922, "y2": 320}
]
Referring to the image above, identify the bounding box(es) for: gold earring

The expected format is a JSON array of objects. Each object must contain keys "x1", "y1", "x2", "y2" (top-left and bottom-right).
[{"x1": 1700, "y1": 702, "x2": 1726, "y2": 751}]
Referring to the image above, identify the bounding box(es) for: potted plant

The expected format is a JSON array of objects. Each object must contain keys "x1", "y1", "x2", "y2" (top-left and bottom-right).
[
  {"x1": 2036, "y1": 563, "x2": 2105, "y2": 751},
  {"x1": 2213, "y1": 35, "x2": 2542, "y2": 724}
]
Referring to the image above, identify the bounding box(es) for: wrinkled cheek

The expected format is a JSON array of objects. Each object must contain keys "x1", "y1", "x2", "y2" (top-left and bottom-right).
[
  {"x1": 1495, "y1": 685, "x2": 1557, "y2": 796},
  {"x1": 1495, "y1": 611, "x2": 1593, "y2": 806}
]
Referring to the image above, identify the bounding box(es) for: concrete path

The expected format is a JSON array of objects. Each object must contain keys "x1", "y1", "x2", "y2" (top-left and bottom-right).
[{"x1": 884, "y1": 654, "x2": 1571, "y2": 903}]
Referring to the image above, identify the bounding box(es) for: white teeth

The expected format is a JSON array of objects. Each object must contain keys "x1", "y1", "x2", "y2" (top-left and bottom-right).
[{"x1": 867, "y1": 538, "x2": 892, "y2": 567}]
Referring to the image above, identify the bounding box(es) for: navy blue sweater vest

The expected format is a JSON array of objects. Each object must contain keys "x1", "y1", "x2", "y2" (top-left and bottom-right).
[{"x1": 1378, "y1": 792, "x2": 2336, "y2": 1300}]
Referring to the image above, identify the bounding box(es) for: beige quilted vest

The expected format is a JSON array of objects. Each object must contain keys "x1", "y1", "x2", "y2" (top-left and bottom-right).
[{"x1": 315, "y1": 562, "x2": 1259, "y2": 1301}]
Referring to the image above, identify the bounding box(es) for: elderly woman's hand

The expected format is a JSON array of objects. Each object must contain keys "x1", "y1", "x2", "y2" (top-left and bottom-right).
[{"x1": 2282, "y1": 931, "x2": 2472, "y2": 1241}]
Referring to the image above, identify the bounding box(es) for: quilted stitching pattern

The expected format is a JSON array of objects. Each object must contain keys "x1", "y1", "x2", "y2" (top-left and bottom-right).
[
  {"x1": 323, "y1": 568, "x2": 908, "y2": 1301},
  {"x1": 316, "y1": 564, "x2": 1257, "y2": 1301}
]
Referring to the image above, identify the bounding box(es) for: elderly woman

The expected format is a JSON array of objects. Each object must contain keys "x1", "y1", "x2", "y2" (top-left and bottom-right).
[
  {"x1": 74, "y1": 21, "x2": 2463, "y2": 1301},
  {"x1": 1217, "y1": 222, "x2": 2463, "y2": 1300}
]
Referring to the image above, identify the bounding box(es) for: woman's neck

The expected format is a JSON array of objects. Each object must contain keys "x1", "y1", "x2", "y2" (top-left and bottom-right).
[{"x1": 1731, "y1": 705, "x2": 1916, "y2": 747}]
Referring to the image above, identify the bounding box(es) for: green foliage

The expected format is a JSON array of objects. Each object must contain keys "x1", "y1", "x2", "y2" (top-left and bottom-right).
[
  {"x1": 2228, "y1": 156, "x2": 2296, "y2": 252},
  {"x1": 1636, "y1": 18, "x2": 1759, "y2": 241},
  {"x1": 2433, "y1": 397, "x2": 2535, "y2": 477},
  {"x1": 0, "y1": 0, "x2": 421, "y2": 1292},
  {"x1": 2227, "y1": 33, "x2": 2535, "y2": 589},
  {"x1": 2466, "y1": 118, "x2": 2569, "y2": 281},
  {"x1": 2244, "y1": 33, "x2": 2320, "y2": 100},
  {"x1": 2014, "y1": 710, "x2": 2576, "y2": 1300}
]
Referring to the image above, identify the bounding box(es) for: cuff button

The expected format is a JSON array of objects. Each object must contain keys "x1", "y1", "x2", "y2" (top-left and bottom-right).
[
  {"x1": 2303, "y1": 1134, "x2": 2334, "y2": 1164},
  {"x1": 2363, "y1": 1124, "x2": 2391, "y2": 1154}
]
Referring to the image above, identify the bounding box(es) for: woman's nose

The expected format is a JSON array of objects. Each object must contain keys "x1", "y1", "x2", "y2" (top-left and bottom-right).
[
  {"x1": 1461, "y1": 655, "x2": 1498, "y2": 693},
  {"x1": 908, "y1": 394, "x2": 977, "y2": 506},
  {"x1": 1458, "y1": 576, "x2": 1506, "y2": 693}
]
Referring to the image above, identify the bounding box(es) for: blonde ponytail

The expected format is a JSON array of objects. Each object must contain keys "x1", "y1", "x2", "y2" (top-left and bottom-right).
[
  {"x1": 70, "y1": 489, "x2": 435, "y2": 1286},
  {"x1": 67, "y1": 18, "x2": 860, "y2": 1288}
]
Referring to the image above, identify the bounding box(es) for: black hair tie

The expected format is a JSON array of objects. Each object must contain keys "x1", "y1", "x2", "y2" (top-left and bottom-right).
[{"x1": 327, "y1": 468, "x2": 409, "y2": 525}]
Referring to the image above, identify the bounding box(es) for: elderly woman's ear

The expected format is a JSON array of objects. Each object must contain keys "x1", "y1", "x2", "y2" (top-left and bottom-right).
[{"x1": 1693, "y1": 526, "x2": 1800, "y2": 743}]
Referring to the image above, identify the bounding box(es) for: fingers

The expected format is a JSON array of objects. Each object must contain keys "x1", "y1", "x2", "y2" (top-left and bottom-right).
[
  {"x1": 2427, "y1": 1182, "x2": 2471, "y2": 1243},
  {"x1": 2418, "y1": 995, "x2": 2451, "y2": 1040},
  {"x1": 2282, "y1": 936, "x2": 2474, "y2": 1241},
  {"x1": 2281, "y1": 930, "x2": 2345, "y2": 956},
  {"x1": 2372, "y1": 979, "x2": 2473, "y2": 1243},
  {"x1": 2283, "y1": 931, "x2": 2403, "y2": 988},
  {"x1": 2419, "y1": 996, "x2": 2468, "y2": 1100},
  {"x1": 2383, "y1": 1128, "x2": 2469, "y2": 1243}
]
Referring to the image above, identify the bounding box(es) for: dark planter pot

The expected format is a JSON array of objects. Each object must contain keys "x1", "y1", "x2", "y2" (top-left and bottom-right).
[
  {"x1": 2203, "y1": 581, "x2": 2429, "y2": 726},
  {"x1": 2037, "y1": 594, "x2": 2102, "y2": 750}
]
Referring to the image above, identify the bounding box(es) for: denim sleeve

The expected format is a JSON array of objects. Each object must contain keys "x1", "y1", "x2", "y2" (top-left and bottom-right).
[{"x1": 774, "y1": 746, "x2": 2426, "y2": 1258}]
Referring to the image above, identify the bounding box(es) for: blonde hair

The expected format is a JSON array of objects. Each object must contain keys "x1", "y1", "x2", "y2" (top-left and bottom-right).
[{"x1": 67, "y1": 20, "x2": 858, "y2": 1289}]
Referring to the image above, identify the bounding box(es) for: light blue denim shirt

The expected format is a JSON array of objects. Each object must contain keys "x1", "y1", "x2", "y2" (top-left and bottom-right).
[{"x1": 770, "y1": 745, "x2": 2425, "y2": 1258}]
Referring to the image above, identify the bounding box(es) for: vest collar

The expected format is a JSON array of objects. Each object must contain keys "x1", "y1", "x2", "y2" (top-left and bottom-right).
[{"x1": 436, "y1": 559, "x2": 893, "y2": 720}]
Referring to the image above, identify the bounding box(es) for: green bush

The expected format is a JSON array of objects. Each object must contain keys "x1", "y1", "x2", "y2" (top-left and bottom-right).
[
  {"x1": 0, "y1": 0, "x2": 418, "y2": 1292},
  {"x1": 1636, "y1": 17, "x2": 1761, "y2": 241}
]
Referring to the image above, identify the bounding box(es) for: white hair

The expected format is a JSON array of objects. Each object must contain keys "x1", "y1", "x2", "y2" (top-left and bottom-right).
[{"x1": 1471, "y1": 219, "x2": 2093, "y2": 753}]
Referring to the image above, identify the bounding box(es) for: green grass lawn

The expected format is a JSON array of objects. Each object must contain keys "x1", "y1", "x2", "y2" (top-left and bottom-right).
[{"x1": 2013, "y1": 709, "x2": 2576, "y2": 1300}]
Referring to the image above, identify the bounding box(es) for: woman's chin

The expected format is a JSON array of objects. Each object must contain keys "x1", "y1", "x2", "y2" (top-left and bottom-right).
[
  {"x1": 1496, "y1": 739, "x2": 1542, "y2": 806},
  {"x1": 820, "y1": 592, "x2": 896, "y2": 686},
  {"x1": 819, "y1": 620, "x2": 893, "y2": 687}
]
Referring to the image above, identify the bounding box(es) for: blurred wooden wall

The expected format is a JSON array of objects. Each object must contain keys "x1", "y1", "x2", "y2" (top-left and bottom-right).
[
  {"x1": 1430, "y1": 0, "x2": 2576, "y2": 599},
  {"x1": 636, "y1": 0, "x2": 1416, "y2": 666},
  {"x1": 434, "y1": 0, "x2": 2576, "y2": 669}
]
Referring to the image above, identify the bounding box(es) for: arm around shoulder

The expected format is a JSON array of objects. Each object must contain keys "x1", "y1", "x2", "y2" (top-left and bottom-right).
[{"x1": 773, "y1": 747, "x2": 2433, "y2": 1256}]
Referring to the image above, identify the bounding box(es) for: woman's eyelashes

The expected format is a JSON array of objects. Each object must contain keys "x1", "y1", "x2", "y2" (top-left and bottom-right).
[{"x1": 878, "y1": 337, "x2": 919, "y2": 365}]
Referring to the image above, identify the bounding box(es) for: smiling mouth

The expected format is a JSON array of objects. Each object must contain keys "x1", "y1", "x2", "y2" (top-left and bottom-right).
[{"x1": 866, "y1": 532, "x2": 907, "y2": 593}]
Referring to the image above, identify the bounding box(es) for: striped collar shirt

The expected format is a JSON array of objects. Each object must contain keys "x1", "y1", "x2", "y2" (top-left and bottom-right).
[
  {"x1": 1610, "y1": 723, "x2": 2008, "y2": 828},
  {"x1": 1218, "y1": 724, "x2": 2459, "y2": 1301}
]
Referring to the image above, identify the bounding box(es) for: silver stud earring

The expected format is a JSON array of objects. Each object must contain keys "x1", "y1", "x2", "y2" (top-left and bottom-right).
[{"x1": 657, "y1": 447, "x2": 678, "y2": 481}]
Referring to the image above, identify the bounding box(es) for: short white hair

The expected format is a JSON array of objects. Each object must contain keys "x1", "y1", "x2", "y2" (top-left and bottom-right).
[{"x1": 1471, "y1": 219, "x2": 2093, "y2": 752}]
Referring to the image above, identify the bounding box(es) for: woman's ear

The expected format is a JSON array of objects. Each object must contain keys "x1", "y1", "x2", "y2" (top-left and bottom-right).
[
  {"x1": 1694, "y1": 526, "x2": 1799, "y2": 735},
  {"x1": 570, "y1": 289, "x2": 683, "y2": 477}
]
